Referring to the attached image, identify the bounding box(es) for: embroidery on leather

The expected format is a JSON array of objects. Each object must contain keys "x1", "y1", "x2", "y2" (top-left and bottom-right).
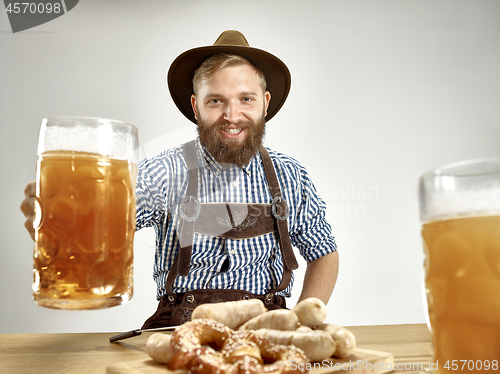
[
  {"x1": 180, "y1": 309, "x2": 193, "y2": 324},
  {"x1": 216, "y1": 211, "x2": 257, "y2": 232}
]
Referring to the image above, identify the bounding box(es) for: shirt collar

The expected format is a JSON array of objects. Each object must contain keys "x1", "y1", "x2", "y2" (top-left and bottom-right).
[{"x1": 195, "y1": 137, "x2": 259, "y2": 177}]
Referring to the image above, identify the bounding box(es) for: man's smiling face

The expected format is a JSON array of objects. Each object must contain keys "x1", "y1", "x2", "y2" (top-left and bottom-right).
[{"x1": 191, "y1": 63, "x2": 271, "y2": 167}]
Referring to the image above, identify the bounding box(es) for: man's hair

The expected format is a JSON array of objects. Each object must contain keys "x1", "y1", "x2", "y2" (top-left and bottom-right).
[{"x1": 193, "y1": 53, "x2": 267, "y2": 95}]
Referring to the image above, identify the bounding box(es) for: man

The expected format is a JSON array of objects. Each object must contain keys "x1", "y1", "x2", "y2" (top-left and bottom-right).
[{"x1": 21, "y1": 30, "x2": 339, "y2": 328}]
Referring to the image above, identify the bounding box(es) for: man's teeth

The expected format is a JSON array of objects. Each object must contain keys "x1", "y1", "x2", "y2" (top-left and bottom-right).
[{"x1": 224, "y1": 128, "x2": 242, "y2": 135}]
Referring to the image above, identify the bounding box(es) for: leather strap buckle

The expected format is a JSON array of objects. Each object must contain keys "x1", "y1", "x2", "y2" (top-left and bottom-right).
[
  {"x1": 271, "y1": 196, "x2": 289, "y2": 221},
  {"x1": 180, "y1": 195, "x2": 201, "y2": 221},
  {"x1": 264, "y1": 292, "x2": 274, "y2": 303}
]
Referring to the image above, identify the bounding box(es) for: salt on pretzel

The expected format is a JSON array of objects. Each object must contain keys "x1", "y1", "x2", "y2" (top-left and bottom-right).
[
  {"x1": 223, "y1": 330, "x2": 308, "y2": 374},
  {"x1": 153, "y1": 319, "x2": 309, "y2": 374},
  {"x1": 168, "y1": 319, "x2": 232, "y2": 370}
]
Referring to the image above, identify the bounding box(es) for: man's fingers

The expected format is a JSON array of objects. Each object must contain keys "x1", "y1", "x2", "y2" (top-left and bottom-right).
[
  {"x1": 20, "y1": 197, "x2": 34, "y2": 216},
  {"x1": 24, "y1": 181, "x2": 36, "y2": 197},
  {"x1": 24, "y1": 218, "x2": 35, "y2": 241},
  {"x1": 21, "y1": 182, "x2": 36, "y2": 216},
  {"x1": 21, "y1": 181, "x2": 37, "y2": 241}
]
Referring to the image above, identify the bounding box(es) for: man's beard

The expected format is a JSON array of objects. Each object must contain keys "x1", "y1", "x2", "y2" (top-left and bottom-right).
[{"x1": 197, "y1": 114, "x2": 266, "y2": 168}]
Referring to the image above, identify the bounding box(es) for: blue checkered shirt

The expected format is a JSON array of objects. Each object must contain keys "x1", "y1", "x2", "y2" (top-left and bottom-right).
[{"x1": 136, "y1": 138, "x2": 337, "y2": 300}]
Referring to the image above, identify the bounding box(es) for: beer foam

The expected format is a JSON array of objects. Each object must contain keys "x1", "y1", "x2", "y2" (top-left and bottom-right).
[
  {"x1": 421, "y1": 186, "x2": 500, "y2": 222},
  {"x1": 40, "y1": 124, "x2": 138, "y2": 161},
  {"x1": 420, "y1": 157, "x2": 500, "y2": 222}
]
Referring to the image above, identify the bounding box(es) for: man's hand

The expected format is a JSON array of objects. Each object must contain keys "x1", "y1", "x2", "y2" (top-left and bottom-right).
[{"x1": 20, "y1": 181, "x2": 36, "y2": 241}]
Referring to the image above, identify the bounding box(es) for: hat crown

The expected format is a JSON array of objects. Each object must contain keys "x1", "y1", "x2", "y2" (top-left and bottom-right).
[{"x1": 213, "y1": 30, "x2": 249, "y2": 47}]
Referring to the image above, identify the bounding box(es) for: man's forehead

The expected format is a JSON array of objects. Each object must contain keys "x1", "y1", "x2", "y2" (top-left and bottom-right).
[{"x1": 199, "y1": 65, "x2": 265, "y2": 93}]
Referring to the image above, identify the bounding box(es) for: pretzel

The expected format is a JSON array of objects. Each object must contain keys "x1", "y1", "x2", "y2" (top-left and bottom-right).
[
  {"x1": 224, "y1": 331, "x2": 308, "y2": 374},
  {"x1": 168, "y1": 319, "x2": 232, "y2": 370},
  {"x1": 163, "y1": 319, "x2": 308, "y2": 374}
]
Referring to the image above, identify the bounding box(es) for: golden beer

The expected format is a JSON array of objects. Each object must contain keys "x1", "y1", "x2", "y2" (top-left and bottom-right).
[
  {"x1": 33, "y1": 151, "x2": 137, "y2": 309},
  {"x1": 422, "y1": 214, "x2": 500, "y2": 372}
]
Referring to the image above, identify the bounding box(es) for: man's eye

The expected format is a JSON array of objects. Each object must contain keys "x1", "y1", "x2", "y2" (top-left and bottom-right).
[
  {"x1": 243, "y1": 97, "x2": 253, "y2": 102},
  {"x1": 209, "y1": 99, "x2": 220, "y2": 104}
]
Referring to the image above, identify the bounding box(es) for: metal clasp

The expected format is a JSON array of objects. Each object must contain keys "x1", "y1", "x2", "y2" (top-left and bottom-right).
[
  {"x1": 271, "y1": 196, "x2": 289, "y2": 221},
  {"x1": 180, "y1": 195, "x2": 201, "y2": 221},
  {"x1": 264, "y1": 292, "x2": 274, "y2": 303}
]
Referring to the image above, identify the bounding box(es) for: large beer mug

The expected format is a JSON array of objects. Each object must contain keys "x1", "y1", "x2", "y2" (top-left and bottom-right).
[
  {"x1": 419, "y1": 157, "x2": 500, "y2": 371},
  {"x1": 33, "y1": 116, "x2": 138, "y2": 310}
]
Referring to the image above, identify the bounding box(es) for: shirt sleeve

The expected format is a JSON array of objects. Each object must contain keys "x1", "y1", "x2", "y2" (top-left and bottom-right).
[
  {"x1": 135, "y1": 156, "x2": 168, "y2": 230},
  {"x1": 288, "y1": 165, "x2": 338, "y2": 263}
]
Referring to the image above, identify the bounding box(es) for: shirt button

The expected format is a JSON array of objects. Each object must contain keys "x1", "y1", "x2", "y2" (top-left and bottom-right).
[
  {"x1": 229, "y1": 250, "x2": 236, "y2": 254},
  {"x1": 231, "y1": 180, "x2": 238, "y2": 187}
]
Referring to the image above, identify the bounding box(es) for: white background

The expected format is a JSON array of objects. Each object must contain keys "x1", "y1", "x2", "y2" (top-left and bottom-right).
[{"x1": 1, "y1": 0, "x2": 499, "y2": 334}]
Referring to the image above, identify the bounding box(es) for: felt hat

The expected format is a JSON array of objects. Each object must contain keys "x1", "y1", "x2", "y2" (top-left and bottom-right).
[{"x1": 167, "y1": 30, "x2": 291, "y2": 124}]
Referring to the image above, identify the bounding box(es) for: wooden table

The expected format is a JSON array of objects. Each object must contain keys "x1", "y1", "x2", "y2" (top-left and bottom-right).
[{"x1": 0, "y1": 324, "x2": 432, "y2": 374}]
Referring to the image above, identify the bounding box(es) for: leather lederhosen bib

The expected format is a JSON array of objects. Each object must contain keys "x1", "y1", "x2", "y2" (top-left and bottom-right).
[{"x1": 142, "y1": 141, "x2": 298, "y2": 329}]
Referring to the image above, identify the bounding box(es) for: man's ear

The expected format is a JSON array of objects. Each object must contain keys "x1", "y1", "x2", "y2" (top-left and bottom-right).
[
  {"x1": 264, "y1": 91, "x2": 271, "y2": 117},
  {"x1": 191, "y1": 95, "x2": 198, "y2": 122}
]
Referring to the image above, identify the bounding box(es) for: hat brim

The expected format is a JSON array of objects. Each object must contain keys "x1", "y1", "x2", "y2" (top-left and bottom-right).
[{"x1": 167, "y1": 45, "x2": 291, "y2": 124}]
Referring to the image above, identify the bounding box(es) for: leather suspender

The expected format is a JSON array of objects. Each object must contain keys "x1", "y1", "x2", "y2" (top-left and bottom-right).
[
  {"x1": 165, "y1": 140, "x2": 298, "y2": 300},
  {"x1": 258, "y1": 145, "x2": 299, "y2": 272},
  {"x1": 177, "y1": 140, "x2": 199, "y2": 276}
]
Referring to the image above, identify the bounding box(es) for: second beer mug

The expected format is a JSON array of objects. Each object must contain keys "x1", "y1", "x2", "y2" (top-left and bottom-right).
[
  {"x1": 419, "y1": 157, "x2": 500, "y2": 371},
  {"x1": 33, "y1": 116, "x2": 139, "y2": 310}
]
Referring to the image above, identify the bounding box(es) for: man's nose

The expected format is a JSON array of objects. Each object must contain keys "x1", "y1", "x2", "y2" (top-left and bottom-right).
[{"x1": 223, "y1": 101, "x2": 242, "y2": 123}]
